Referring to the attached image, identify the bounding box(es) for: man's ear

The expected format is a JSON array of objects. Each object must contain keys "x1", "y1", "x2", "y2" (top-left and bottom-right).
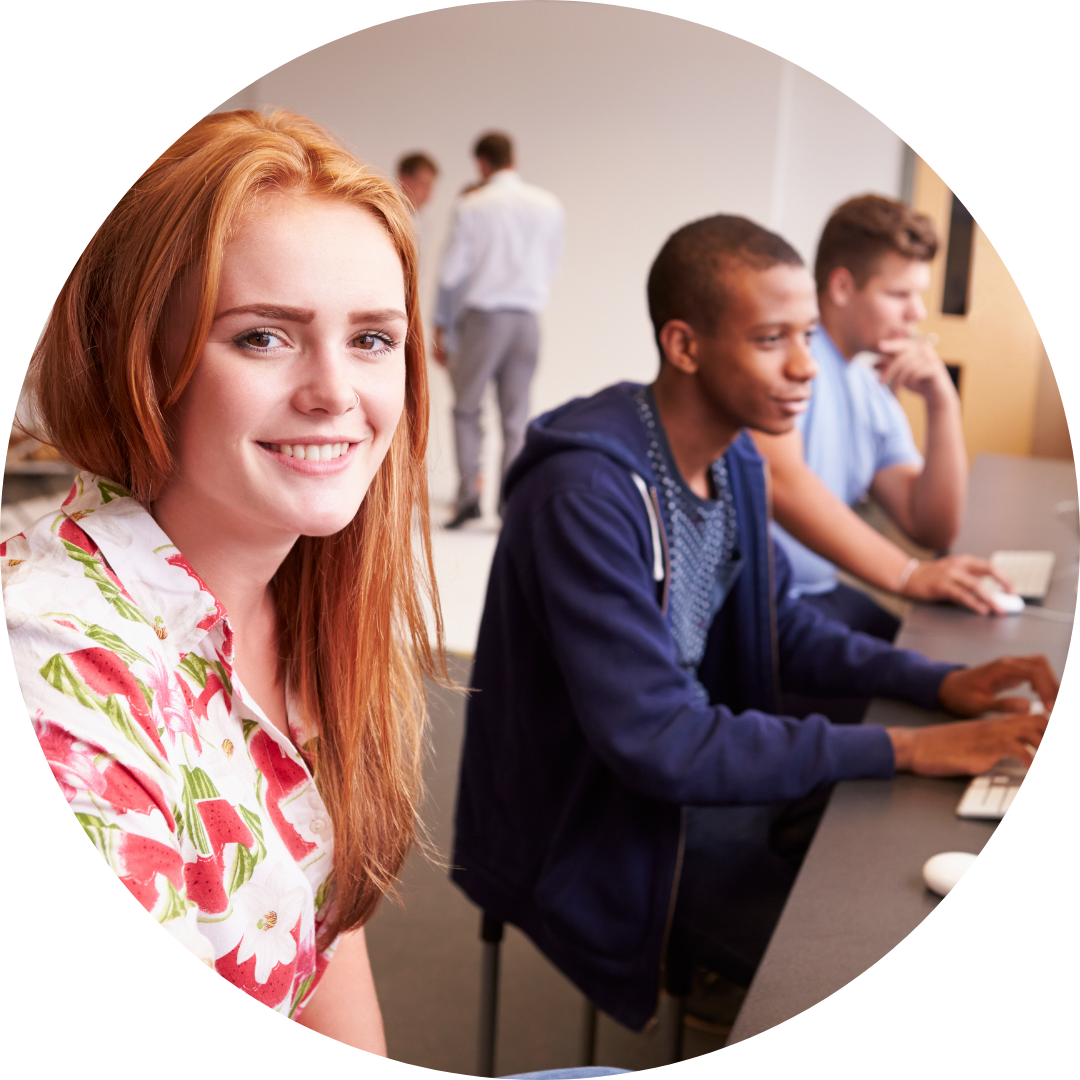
[
  {"x1": 658, "y1": 320, "x2": 699, "y2": 375},
  {"x1": 825, "y1": 266, "x2": 856, "y2": 308}
]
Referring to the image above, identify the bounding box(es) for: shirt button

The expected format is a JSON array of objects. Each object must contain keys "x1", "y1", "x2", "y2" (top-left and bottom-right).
[{"x1": 310, "y1": 819, "x2": 326, "y2": 834}]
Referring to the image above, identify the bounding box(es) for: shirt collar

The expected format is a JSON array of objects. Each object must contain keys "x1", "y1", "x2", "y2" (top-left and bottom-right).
[
  {"x1": 61, "y1": 472, "x2": 228, "y2": 655},
  {"x1": 488, "y1": 168, "x2": 521, "y2": 186},
  {"x1": 813, "y1": 325, "x2": 848, "y2": 366}
]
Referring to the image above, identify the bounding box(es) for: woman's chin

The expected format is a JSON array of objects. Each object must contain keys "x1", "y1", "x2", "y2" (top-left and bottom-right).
[{"x1": 291, "y1": 511, "x2": 362, "y2": 539}]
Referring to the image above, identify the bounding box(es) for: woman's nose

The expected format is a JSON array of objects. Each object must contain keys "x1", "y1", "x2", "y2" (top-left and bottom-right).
[{"x1": 293, "y1": 349, "x2": 356, "y2": 416}]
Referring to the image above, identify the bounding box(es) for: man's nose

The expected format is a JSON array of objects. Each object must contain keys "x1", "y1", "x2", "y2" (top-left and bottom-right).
[{"x1": 787, "y1": 337, "x2": 819, "y2": 382}]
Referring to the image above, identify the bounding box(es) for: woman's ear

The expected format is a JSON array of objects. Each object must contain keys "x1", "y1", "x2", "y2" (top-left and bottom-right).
[{"x1": 658, "y1": 319, "x2": 700, "y2": 375}]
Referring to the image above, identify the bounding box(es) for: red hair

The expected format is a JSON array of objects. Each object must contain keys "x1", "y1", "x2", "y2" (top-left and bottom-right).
[{"x1": 29, "y1": 108, "x2": 444, "y2": 942}]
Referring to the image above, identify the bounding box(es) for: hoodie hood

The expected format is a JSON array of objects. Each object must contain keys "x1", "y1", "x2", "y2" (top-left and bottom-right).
[
  {"x1": 505, "y1": 380, "x2": 766, "y2": 508},
  {"x1": 504, "y1": 382, "x2": 656, "y2": 502}
]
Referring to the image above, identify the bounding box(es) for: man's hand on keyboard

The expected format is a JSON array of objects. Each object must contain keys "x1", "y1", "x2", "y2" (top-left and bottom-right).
[
  {"x1": 888, "y1": 711, "x2": 1048, "y2": 776},
  {"x1": 901, "y1": 554, "x2": 1014, "y2": 615},
  {"x1": 936, "y1": 654, "x2": 1058, "y2": 716}
]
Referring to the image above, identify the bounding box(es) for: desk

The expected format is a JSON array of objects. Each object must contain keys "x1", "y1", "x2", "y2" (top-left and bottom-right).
[{"x1": 727, "y1": 453, "x2": 1078, "y2": 1044}]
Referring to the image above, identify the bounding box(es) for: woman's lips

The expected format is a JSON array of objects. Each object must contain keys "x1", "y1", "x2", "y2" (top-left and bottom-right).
[
  {"x1": 775, "y1": 397, "x2": 810, "y2": 415},
  {"x1": 257, "y1": 440, "x2": 361, "y2": 473},
  {"x1": 267, "y1": 441, "x2": 350, "y2": 462}
]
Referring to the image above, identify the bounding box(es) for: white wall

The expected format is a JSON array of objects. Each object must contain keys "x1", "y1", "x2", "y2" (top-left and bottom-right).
[{"x1": 219, "y1": 1, "x2": 905, "y2": 510}]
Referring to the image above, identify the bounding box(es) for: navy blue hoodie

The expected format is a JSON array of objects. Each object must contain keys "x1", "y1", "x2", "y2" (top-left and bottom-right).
[{"x1": 451, "y1": 383, "x2": 956, "y2": 1030}]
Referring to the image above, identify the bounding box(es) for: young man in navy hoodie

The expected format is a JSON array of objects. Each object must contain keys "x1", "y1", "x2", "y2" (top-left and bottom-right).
[{"x1": 451, "y1": 216, "x2": 1054, "y2": 1032}]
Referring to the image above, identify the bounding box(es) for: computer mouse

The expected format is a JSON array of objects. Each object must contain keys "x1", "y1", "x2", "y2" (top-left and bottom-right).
[
  {"x1": 922, "y1": 851, "x2": 978, "y2": 896},
  {"x1": 991, "y1": 592, "x2": 1025, "y2": 615},
  {"x1": 977, "y1": 576, "x2": 1025, "y2": 614}
]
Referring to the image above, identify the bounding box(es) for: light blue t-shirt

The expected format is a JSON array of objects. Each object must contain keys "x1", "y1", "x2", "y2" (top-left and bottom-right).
[{"x1": 772, "y1": 327, "x2": 923, "y2": 597}]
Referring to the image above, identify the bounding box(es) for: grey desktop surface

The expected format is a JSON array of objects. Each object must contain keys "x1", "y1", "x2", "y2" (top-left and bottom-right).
[{"x1": 727, "y1": 452, "x2": 1078, "y2": 1045}]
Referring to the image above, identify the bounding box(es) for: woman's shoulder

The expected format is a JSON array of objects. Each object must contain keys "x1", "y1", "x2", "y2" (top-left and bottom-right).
[
  {"x1": 2, "y1": 502, "x2": 99, "y2": 614},
  {"x1": 4, "y1": 483, "x2": 175, "y2": 743}
]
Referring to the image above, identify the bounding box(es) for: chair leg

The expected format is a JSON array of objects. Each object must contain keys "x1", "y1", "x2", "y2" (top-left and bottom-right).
[
  {"x1": 667, "y1": 994, "x2": 686, "y2": 1064},
  {"x1": 580, "y1": 999, "x2": 598, "y2": 1066},
  {"x1": 478, "y1": 915, "x2": 504, "y2": 1078}
]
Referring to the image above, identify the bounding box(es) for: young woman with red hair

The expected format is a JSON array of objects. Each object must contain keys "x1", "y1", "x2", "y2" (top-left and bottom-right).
[{"x1": 4, "y1": 109, "x2": 442, "y2": 1050}]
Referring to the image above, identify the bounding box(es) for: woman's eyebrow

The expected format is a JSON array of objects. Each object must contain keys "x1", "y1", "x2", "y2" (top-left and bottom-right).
[
  {"x1": 213, "y1": 304, "x2": 407, "y2": 324},
  {"x1": 349, "y1": 307, "x2": 408, "y2": 323},
  {"x1": 215, "y1": 303, "x2": 316, "y2": 323}
]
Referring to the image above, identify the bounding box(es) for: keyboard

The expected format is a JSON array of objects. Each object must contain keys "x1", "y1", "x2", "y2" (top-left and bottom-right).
[
  {"x1": 956, "y1": 758, "x2": 1028, "y2": 820},
  {"x1": 990, "y1": 550, "x2": 1056, "y2": 600}
]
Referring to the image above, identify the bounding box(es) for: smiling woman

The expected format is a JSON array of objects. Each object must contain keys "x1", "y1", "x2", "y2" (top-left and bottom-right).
[{"x1": 3, "y1": 110, "x2": 443, "y2": 1051}]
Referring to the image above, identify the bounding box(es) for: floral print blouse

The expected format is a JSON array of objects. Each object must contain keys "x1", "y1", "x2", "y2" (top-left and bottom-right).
[{"x1": 3, "y1": 474, "x2": 338, "y2": 1017}]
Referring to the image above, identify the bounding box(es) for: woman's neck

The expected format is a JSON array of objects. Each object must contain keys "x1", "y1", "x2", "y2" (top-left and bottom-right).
[
  {"x1": 153, "y1": 485, "x2": 295, "y2": 617},
  {"x1": 151, "y1": 479, "x2": 298, "y2": 734}
]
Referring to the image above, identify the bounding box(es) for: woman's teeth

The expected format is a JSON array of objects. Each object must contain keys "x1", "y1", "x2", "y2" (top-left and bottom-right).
[{"x1": 270, "y1": 442, "x2": 350, "y2": 461}]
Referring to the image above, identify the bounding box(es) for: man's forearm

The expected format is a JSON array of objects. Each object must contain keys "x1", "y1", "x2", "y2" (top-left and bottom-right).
[
  {"x1": 772, "y1": 465, "x2": 916, "y2": 593},
  {"x1": 908, "y1": 389, "x2": 967, "y2": 549}
]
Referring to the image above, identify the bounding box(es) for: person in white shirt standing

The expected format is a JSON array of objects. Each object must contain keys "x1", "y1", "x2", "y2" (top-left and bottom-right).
[{"x1": 433, "y1": 132, "x2": 564, "y2": 528}]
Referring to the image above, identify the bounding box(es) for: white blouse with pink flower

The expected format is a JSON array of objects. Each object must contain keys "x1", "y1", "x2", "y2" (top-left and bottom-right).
[{"x1": 3, "y1": 474, "x2": 338, "y2": 1017}]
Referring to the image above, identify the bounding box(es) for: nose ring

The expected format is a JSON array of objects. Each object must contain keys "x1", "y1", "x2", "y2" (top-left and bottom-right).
[{"x1": 346, "y1": 392, "x2": 360, "y2": 412}]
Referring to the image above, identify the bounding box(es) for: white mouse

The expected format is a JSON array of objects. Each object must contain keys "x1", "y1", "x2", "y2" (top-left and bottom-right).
[
  {"x1": 977, "y1": 576, "x2": 1025, "y2": 615},
  {"x1": 991, "y1": 591, "x2": 1025, "y2": 615},
  {"x1": 922, "y1": 851, "x2": 978, "y2": 896}
]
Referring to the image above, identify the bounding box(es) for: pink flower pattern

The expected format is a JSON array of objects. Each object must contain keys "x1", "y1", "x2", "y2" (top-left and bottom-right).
[{"x1": 4, "y1": 474, "x2": 338, "y2": 1018}]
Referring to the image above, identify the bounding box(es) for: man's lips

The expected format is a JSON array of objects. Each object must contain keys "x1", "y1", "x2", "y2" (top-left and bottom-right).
[{"x1": 774, "y1": 397, "x2": 811, "y2": 414}]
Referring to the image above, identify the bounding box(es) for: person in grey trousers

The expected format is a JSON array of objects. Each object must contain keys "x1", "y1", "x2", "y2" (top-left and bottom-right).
[{"x1": 433, "y1": 131, "x2": 564, "y2": 528}]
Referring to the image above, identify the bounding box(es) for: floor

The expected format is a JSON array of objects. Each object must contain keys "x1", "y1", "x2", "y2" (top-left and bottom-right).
[{"x1": 365, "y1": 654, "x2": 729, "y2": 1076}]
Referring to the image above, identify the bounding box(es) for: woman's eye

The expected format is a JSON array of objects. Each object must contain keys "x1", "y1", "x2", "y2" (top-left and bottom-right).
[
  {"x1": 237, "y1": 329, "x2": 285, "y2": 351},
  {"x1": 354, "y1": 332, "x2": 392, "y2": 352}
]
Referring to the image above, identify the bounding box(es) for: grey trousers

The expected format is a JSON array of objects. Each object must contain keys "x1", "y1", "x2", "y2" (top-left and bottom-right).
[{"x1": 448, "y1": 308, "x2": 540, "y2": 508}]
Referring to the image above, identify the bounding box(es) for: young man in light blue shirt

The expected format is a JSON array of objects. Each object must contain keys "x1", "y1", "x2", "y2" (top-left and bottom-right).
[{"x1": 754, "y1": 194, "x2": 1008, "y2": 643}]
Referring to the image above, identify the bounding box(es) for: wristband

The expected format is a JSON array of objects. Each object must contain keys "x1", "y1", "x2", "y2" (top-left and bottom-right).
[{"x1": 896, "y1": 557, "x2": 921, "y2": 593}]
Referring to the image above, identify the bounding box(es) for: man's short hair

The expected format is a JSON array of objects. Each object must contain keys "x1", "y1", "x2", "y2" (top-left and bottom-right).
[
  {"x1": 473, "y1": 132, "x2": 513, "y2": 170},
  {"x1": 647, "y1": 215, "x2": 804, "y2": 346},
  {"x1": 397, "y1": 152, "x2": 439, "y2": 177},
  {"x1": 815, "y1": 194, "x2": 938, "y2": 293}
]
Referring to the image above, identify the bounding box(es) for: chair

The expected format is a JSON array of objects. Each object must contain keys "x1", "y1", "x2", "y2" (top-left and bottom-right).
[{"x1": 477, "y1": 914, "x2": 688, "y2": 1077}]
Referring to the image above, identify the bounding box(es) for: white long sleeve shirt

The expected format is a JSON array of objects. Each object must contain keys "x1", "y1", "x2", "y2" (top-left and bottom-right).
[{"x1": 438, "y1": 170, "x2": 564, "y2": 315}]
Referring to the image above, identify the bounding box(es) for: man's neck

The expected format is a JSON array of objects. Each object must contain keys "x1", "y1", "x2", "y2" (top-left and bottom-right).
[
  {"x1": 650, "y1": 369, "x2": 741, "y2": 500},
  {"x1": 817, "y1": 307, "x2": 860, "y2": 361}
]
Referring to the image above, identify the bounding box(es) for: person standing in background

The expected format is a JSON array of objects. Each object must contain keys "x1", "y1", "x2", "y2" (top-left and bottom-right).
[
  {"x1": 434, "y1": 132, "x2": 564, "y2": 529},
  {"x1": 431, "y1": 180, "x2": 486, "y2": 375},
  {"x1": 396, "y1": 152, "x2": 439, "y2": 217},
  {"x1": 396, "y1": 152, "x2": 439, "y2": 269}
]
